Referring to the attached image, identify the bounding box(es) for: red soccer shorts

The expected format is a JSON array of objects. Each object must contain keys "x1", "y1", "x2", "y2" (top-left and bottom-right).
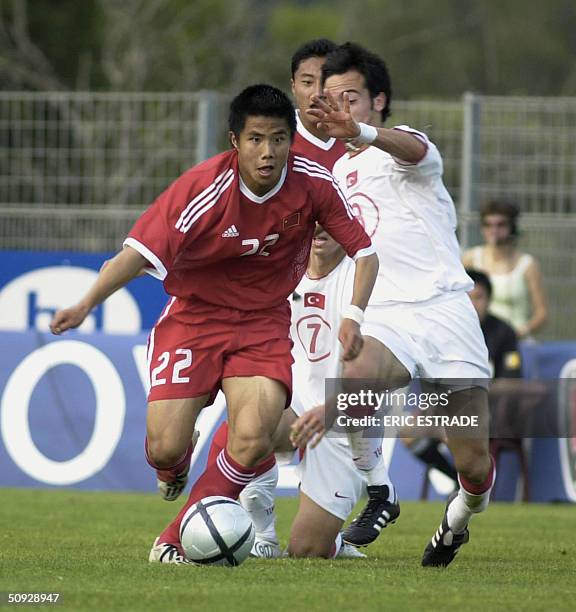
[{"x1": 146, "y1": 297, "x2": 293, "y2": 404}]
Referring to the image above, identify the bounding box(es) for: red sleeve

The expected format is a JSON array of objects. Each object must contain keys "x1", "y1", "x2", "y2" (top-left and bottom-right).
[
  {"x1": 123, "y1": 176, "x2": 192, "y2": 280},
  {"x1": 313, "y1": 174, "x2": 374, "y2": 260}
]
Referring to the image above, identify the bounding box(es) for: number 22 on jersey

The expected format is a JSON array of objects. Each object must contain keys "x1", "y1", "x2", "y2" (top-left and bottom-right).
[{"x1": 240, "y1": 233, "x2": 279, "y2": 257}]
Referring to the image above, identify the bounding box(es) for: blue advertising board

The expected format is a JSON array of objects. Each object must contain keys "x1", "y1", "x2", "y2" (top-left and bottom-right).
[
  {"x1": 1, "y1": 250, "x2": 575, "y2": 502},
  {"x1": 1, "y1": 251, "x2": 168, "y2": 334},
  {"x1": 0, "y1": 330, "x2": 575, "y2": 502}
]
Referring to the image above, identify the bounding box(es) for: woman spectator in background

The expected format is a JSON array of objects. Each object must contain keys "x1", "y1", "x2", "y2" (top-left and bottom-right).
[{"x1": 463, "y1": 200, "x2": 549, "y2": 339}]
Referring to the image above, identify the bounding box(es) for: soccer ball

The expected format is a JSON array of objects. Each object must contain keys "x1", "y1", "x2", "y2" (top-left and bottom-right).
[{"x1": 179, "y1": 496, "x2": 256, "y2": 566}]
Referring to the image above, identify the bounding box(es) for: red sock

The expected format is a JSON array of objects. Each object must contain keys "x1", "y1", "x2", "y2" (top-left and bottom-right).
[
  {"x1": 158, "y1": 448, "x2": 255, "y2": 545},
  {"x1": 459, "y1": 455, "x2": 496, "y2": 495},
  {"x1": 206, "y1": 421, "x2": 276, "y2": 476},
  {"x1": 207, "y1": 421, "x2": 229, "y2": 466},
  {"x1": 145, "y1": 437, "x2": 193, "y2": 483},
  {"x1": 254, "y1": 452, "x2": 276, "y2": 476}
]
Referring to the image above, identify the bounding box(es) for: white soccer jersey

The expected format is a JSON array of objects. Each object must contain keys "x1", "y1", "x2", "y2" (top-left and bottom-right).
[
  {"x1": 290, "y1": 256, "x2": 354, "y2": 414},
  {"x1": 332, "y1": 125, "x2": 472, "y2": 305}
]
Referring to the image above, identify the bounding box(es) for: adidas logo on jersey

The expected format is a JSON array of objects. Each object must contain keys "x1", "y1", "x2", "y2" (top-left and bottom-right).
[{"x1": 222, "y1": 225, "x2": 239, "y2": 238}]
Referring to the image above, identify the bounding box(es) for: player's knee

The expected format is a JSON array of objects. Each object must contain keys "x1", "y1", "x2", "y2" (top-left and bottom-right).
[
  {"x1": 342, "y1": 350, "x2": 410, "y2": 390},
  {"x1": 454, "y1": 452, "x2": 490, "y2": 483},
  {"x1": 342, "y1": 357, "x2": 376, "y2": 381},
  {"x1": 227, "y1": 432, "x2": 272, "y2": 467},
  {"x1": 146, "y1": 439, "x2": 184, "y2": 469}
]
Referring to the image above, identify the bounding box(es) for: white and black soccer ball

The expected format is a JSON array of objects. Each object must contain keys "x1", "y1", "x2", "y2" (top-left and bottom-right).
[{"x1": 179, "y1": 496, "x2": 256, "y2": 566}]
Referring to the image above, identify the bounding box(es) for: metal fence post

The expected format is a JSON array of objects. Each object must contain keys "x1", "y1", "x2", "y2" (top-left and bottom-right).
[
  {"x1": 459, "y1": 92, "x2": 481, "y2": 249},
  {"x1": 195, "y1": 90, "x2": 221, "y2": 163}
]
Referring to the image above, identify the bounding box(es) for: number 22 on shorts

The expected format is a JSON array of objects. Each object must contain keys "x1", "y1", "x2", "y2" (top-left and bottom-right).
[{"x1": 151, "y1": 348, "x2": 192, "y2": 387}]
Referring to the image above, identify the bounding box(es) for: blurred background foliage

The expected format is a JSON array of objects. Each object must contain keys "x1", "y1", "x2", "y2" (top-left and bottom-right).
[{"x1": 1, "y1": 0, "x2": 575, "y2": 97}]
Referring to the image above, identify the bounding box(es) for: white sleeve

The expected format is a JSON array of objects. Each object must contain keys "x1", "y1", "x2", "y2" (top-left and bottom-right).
[{"x1": 392, "y1": 125, "x2": 443, "y2": 177}]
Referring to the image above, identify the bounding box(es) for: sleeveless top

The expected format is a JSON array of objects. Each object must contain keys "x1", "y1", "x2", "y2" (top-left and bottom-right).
[{"x1": 471, "y1": 246, "x2": 533, "y2": 332}]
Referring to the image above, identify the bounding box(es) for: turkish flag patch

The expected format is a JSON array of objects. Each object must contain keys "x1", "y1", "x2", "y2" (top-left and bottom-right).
[
  {"x1": 346, "y1": 170, "x2": 358, "y2": 188},
  {"x1": 304, "y1": 292, "x2": 325, "y2": 309},
  {"x1": 282, "y1": 212, "x2": 301, "y2": 230}
]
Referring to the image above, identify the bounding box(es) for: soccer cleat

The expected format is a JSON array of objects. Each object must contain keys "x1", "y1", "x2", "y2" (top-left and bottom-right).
[
  {"x1": 148, "y1": 537, "x2": 195, "y2": 565},
  {"x1": 421, "y1": 492, "x2": 470, "y2": 567},
  {"x1": 249, "y1": 537, "x2": 283, "y2": 559},
  {"x1": 157, "y1": 470, "x2": 189, "y2": 501},
  {"x1": 336, "y1": 543, "x2": 367, "y2": 559},
  {"x1": 342, "y1": 485, "x2": 400, "y2": 547}
]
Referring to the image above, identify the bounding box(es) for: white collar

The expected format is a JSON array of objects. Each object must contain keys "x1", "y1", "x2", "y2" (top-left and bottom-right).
[
  {"x1": 239, "y1": 164, "x2": 287, "y2": 204},
  {"x1": 296, "y1": 111, "x2": 337, "y2": 151}
]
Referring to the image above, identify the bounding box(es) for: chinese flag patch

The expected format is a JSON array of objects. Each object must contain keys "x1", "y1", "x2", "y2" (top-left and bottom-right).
[
  {"x1": 346, "y1": 170, "x2": 358, "y2": 188},
  {"x1": 304, "y1": 293, "x2": 325, "y2": 309},
  {"x1": 282, "y1": 212, "x2": 301, "y2": 230}
]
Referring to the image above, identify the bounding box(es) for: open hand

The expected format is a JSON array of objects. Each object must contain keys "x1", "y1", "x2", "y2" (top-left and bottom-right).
[
  {"x1": 290, "y1": 404, "x2": 327, "y2": 449},
  {"x1": 50, "y1": 304, "x2": 90, "y2": 335},
  {"x1": 305, "y1": 90, "x2": 361, "y2": 140}
]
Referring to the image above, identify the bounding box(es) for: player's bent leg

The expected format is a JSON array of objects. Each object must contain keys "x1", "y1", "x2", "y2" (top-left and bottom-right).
[
  {"x1": 289, "y1": 428, "x2": 367, "y2": 559},
  {"x1": 422, "y1": 388, "x2": 494, "y2": 568},
  {"x1": 224, "y1": 376, "x2": 287, "y2": 467},
  {"x1": 339, "y1": 338, "x2": 406, "y2": 547},
  {"x1": 342, "y1": 412, "x2": 400, "y2": 547},
  {"x1": 446, "y1": 387, "x2": 493, "y2": 521},
  {"x1": 204, "y1": 410, "x2": 295, "y2": 558},
  {"x1": 152, "y1": 377, "x2": 286, "y2": 554},
  {"x1": 288, "y1": 492, "x2": 346, "y2": 558},
  {"x1": 341, "y1": 336, "x2": 411, "y2": 388},
  {"x1": 240, "y1": 407, "x2": 297, "y2": 558},
  {"x1": 240, "y1": 463, "x2": 282, "y2": 559},
  {"x1": 146, "y1": 396, "x2": 208, "y2": 501}
]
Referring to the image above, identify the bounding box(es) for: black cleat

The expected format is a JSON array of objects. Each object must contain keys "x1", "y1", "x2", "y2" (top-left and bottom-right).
[
  {"x1": 421, "y1": 492, "x2": 470, "y2": 567},
  {"x1": 342, "y1": 485, "x2": 400, "y2": 547}
]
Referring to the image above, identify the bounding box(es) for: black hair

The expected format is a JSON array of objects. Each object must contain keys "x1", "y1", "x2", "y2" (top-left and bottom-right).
[
  {"x1": 321, "y1": 42, "x2": 392, "y2": 122},
  {"x1": 291, "y1": 39, "x2": 338, "y2": 77},
  {"x1": 466, "y1": 268, "x2": 493, "y2": 299},
  {"x1": 480, "y1": 199, "x2": 520, "y2": 237},
  {"x1": 228, "y1": 84, "x2": 296, "y2": 140}
]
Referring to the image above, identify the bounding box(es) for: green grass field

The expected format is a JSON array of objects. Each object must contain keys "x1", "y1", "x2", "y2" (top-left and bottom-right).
[{"x1": 1, "y1": 489, "x2": 574, "y2": 611}]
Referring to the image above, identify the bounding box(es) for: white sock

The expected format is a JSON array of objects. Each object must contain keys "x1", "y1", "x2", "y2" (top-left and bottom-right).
[
  {"x1": 347, "y1": 427, "x2": 394, "y2": 494},
  {"x1": 447, "y1": 469, "x2": 495, "y2": 534},
  {"x1": 238, "y1": 463, "x2": 279, "y2": 543},
  {"x1": 329, "y1": 532, "x2": 343, "y2": 559}
]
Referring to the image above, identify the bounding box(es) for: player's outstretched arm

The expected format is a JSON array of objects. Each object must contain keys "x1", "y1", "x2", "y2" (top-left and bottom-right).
[
  {"x1": 307, "y1": 90, "x2": 426, "y2": 164},
  {"x1": 339, "y1": 252, "x2": 379, "y2": 361},
  {"x1": 50, "y1": 246, "x2": 148, "y2": 334}
]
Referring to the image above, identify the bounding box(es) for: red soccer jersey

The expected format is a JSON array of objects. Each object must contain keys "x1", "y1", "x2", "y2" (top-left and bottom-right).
[
  {"x1": 292, "y1": 113, "x2": 347, "y2": 171},
  {"x1": 125, "y1": 150, "x2": 372, "y2": 311}
]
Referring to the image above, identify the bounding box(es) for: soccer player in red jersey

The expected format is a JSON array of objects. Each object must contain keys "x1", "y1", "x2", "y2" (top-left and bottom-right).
[
  {"x1": 50, "y1": 84, "x2": 378, "y2": 564},
  {"x1": 211, "y1": 41, "x2": 356, "y2": 559},
  {"x1": 290, "y1": 39, "x2": 347, "y2": 170}
]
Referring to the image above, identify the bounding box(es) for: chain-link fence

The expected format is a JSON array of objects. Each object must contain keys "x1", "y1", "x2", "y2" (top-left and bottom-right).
[
  {"x1": 1, "y1": 92, "x2": 575, "y2": 339},
  {"x1": 0, "y1": 90, "x2": 228, "y2": 250}
]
